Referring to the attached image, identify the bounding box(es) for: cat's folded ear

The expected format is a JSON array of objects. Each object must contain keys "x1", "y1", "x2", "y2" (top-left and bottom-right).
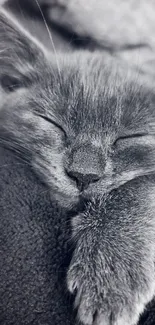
[{"x1": 0, "y1": 8, "x2": 46, "y2": 92}]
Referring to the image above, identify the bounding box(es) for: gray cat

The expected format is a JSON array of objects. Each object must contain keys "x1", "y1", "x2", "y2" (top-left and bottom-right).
[{"x1": 0, "y1": 8, "x2": 155, "y2": 325}]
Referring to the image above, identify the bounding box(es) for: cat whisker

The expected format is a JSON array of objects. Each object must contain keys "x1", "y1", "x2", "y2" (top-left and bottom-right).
[
  {"x1": 34, "y1": 0, "x2": 62, "y2": 82},
  {"x1": 0, "y1": 162, "x2": 29, "y2": 168}
]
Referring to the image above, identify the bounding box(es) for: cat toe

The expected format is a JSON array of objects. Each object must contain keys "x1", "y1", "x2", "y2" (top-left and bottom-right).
[
  {"x1": 67, "y1": 264, "x2": 79, "y2": 293},
  {"x1": 76, "y1": 292, "x2": 95, "y2": 325}
]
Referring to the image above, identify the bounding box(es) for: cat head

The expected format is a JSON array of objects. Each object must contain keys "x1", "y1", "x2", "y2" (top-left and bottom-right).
[{"x1": 0, "y1": 8, "x2": 155, "y2": 208}]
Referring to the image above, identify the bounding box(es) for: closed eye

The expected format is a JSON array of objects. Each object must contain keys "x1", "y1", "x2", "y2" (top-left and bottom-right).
[
  {"x1": 1, "y1": 75, "x2": 24, "y2": 92},
  {"x1": 37, "y1": 113, "x2": 66, "y2": 136},
  {"x1": 113, "y1": 132, "x2": 148, "y2": 145}
]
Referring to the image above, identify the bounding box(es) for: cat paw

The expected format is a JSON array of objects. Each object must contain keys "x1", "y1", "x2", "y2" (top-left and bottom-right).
[
  {"x1": 67, "y1": 213, "x2": 155, "y2": 325},
  {"x1": 67, "y1": 256, "x2": 154, "y2": 325}
]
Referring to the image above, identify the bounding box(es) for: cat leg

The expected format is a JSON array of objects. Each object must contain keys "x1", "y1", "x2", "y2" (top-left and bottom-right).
[{"x1": 67, "y1": 194, "x2": 155, "y2": 325}]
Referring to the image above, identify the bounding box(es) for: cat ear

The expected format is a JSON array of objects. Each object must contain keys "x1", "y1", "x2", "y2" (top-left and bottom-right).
[{"x1": 0, "y1": 8, "x2": 46, "y2": 92}]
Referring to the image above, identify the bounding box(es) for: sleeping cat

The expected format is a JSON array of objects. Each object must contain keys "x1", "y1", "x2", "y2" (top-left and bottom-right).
[{"x1": 0, "y1": 7, "x2": 155, "y2": 325}]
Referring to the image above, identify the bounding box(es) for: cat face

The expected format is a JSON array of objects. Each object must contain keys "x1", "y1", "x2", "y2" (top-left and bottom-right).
[{"x1": 0, "y1": 9, "x2": 155, "y2": 208}]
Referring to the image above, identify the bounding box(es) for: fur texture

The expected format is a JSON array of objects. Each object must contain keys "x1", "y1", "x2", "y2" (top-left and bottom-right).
[{"x1": 1, "y1": 6, "x2": 155, "y2": 325}]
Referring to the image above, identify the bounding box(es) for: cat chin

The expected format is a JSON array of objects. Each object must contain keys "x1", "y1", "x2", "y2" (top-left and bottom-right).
[
  {"x1": 81, "y1": 186, "x2": 104, "y2": 202},
  {"x1": 52, "y1": 191, "x2": 80, "y2": 209}
]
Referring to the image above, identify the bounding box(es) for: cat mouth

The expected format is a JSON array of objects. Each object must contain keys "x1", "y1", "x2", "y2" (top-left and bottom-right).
[
  {"x1": 53, "y1": 186, "x2": 80, "y2": 209},
  {"x1": 80, "y1": 168, "x2": 155, "y2": 200},
  {"x1": 54, "y1": 184, "x2": 90, "y2": 211}
]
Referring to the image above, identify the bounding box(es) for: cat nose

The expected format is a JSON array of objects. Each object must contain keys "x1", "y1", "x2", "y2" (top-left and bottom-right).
[{"x1": 67, "y1": 170, "x2": 100, "y2": 191}]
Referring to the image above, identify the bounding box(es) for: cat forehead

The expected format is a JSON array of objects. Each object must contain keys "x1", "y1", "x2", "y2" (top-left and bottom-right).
[{"x1": 43, "y1": 54, "x2": 153, "y2": 134}]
